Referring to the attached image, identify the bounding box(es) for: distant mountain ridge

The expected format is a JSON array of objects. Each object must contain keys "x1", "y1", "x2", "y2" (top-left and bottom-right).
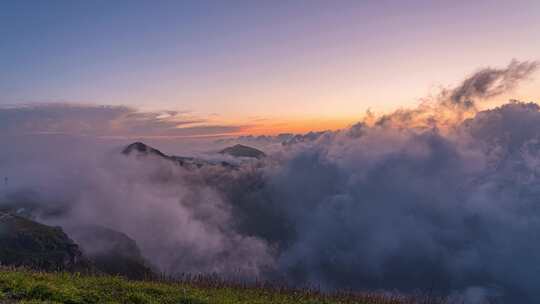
[
  {"x1": 219, "y1": 144, "x2": 266, "y2": 159},
  {"x1": 122, "y1": 142, "x2": 215, "y2": 168},
  {"x1": 123, "y1": 142, "x2": 265, "y2": 168}
]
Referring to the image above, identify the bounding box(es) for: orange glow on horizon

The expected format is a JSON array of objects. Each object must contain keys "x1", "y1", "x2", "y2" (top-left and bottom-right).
[{"x1": 237, "y1": 117, "x2": 359, "y2": 135}]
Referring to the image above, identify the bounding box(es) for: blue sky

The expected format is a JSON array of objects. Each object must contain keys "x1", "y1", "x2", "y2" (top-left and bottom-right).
[{"x1": 1, "y1": 0, "x2": 540, "y2": 134}]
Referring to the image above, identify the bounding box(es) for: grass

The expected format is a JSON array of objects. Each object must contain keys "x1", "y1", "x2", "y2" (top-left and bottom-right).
[{"x1": 0, "y1": 267, "x2": 446, "y2": 304}]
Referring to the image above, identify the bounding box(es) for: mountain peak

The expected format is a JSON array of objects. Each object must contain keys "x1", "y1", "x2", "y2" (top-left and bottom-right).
[
  {"x1": 220, "y1": 144, "x2": 266, "y2": 159},
  {"x1": 122, "y1": 142, "x2": 167, "y2": 158}
]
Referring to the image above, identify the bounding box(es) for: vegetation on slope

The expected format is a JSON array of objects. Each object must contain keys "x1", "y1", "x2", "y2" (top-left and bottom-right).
[
  {"x1": 68, "y1": 225, "x2": 155, "y2": 280},
  {"x1": 0, "y1": 268, "x2": 445, "y2": 304},
  {"x1": 0, "y1": 212, "x2": 91, "y2": 272},
  {"x1": 0, "y1": 210, "x2": 155, "y2": 280}
]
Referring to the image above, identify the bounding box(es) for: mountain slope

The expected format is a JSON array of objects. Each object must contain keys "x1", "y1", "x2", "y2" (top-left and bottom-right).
[
  {"x1": 69, "y1": 225, "x2": 154, "y2": 280},
  {"x1": 0, "y1": 211, "x2": 91, "y2": 271}
]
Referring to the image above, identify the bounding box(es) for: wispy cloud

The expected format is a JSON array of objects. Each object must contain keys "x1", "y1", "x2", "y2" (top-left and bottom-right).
[
  {"x1": 0, "y1": 103, "x2": 248, "y2": 138},
  {"x1": 447, "y1": 59, "x2": 538, "y2": 108}
]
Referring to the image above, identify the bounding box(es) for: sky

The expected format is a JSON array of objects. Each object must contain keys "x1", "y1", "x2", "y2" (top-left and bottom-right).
[{"x1": 1, "y1": 0, "x2": 540, "y2": 135}]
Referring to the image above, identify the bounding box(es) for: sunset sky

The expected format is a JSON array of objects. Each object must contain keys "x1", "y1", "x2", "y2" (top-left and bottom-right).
[{"x1": 2, "y1": 0, "x2": 540, "y2": 135}]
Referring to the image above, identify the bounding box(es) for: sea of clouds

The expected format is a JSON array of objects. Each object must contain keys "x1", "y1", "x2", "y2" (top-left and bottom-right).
[{"x1": 1, "y1": 60, "x2": 540, "y2": 303}]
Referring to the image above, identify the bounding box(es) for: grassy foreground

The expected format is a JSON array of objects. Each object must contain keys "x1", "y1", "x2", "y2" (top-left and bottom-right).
[{"x1": 0, "y1": 268, "x2": 444, "y2": 304}]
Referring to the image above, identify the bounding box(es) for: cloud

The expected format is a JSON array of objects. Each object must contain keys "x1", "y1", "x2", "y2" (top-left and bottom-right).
[
  {"x1": 212, "y1": 61, "x2": 540, "y2": 302},
  {"x1": 209, "y1": 99, "x2": 540, "y2": 303},
  {"x1": 0, "y1": 103, "x2": 246, "y2": 137},
  {"x1": 448, "y1": 59, "x2": 538, "y2": 107},
  {"x1": 371, "y1": 59, "x2": 538, "y2": 131}
]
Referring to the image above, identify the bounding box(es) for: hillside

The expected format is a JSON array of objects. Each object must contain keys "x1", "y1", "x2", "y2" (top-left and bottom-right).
[
  {"x1": 68, "y1": 225, "x2": 155, "y2": 280},
  {"x1": 0, "y1": 268, "x2": 445, "y2": 304},
  {"x1": 0, "y1": 211, "x2": 154, "y2": 280},
  {"x1": 0, "y1": 212, "x2": 91, "y2": 272}
]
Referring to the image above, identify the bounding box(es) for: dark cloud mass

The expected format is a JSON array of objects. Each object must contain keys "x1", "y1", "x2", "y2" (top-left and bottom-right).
[
  {"x1": 1, "y1": 61, "x2": 540, "y2": 303},
  {"x1": 449, "y1": 60, "x2": 538, "y2": 107}
]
